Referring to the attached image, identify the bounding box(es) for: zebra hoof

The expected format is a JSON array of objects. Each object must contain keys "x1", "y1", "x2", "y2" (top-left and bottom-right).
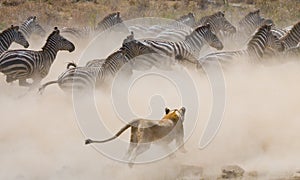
[{"x1": 85, "y1": 139, "x2": 92, "y2": 145}]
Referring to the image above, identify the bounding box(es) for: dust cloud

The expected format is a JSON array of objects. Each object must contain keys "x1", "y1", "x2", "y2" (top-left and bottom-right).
[{"x1": 1, "y1": 32, "x2": 300, "y2": 179}]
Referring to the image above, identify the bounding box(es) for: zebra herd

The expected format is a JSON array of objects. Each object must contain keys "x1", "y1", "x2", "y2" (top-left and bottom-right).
[{"x1": 0, "y1": 10, "x2": 299, "y2": 93}]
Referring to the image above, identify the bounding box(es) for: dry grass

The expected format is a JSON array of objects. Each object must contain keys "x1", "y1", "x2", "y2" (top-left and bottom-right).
[{"x1": 0, "y1": 0, "x2": 299, "y2": 29}]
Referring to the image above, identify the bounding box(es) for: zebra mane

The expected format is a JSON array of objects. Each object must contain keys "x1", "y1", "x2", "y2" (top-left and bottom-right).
[
  {"x1": 1, "y1": 25, "x2": 19, "y2": 35},
  {"x1": 41, "y1": 27, "x2": 60, "y2": 50},
  {"x1": 185, "y1": 23, "x2": 210, "y2": 40},
  {"x1": 24, "y1": 16, "x2": 36, "y2": 24}
]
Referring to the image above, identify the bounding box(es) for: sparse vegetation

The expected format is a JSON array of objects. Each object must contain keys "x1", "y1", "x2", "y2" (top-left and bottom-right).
[{"x1": 0, "y1": 0, "x2": 299, "y2": 29}]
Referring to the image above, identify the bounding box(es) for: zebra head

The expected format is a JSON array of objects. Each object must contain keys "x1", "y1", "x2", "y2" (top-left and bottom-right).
[
  {"x1": 266, "y1": 30, "x2": 285, "y2": 52},
  {"x1": 238, "y1": 9, "x2": 265, "y2": 35},
  {"x1": 21, "y1": 16, "x2": 46, "y2": 38},
  {"x1": 45, "y1": 27, "x2": 75, "y2": 52},
  {"x1": 217, "y1": 11, "x2": 236, "y2": 35},
  {"x1": 193, "y1": 23, "x2": 224, "y2": 50},
  {"x1": 96, "y1": 12, "x2": 124, "y2": 32},
  {"x1": 10, "y1": 25, "x2": 29, "y2": 48},
  {"x1": 176, "y1": 12, "x2": 196, "y2": 27}
]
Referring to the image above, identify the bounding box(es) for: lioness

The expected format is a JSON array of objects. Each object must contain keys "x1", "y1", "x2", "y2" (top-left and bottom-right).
[{"x1": 85, "y1": 107, "x2": 187, "y2": 167}]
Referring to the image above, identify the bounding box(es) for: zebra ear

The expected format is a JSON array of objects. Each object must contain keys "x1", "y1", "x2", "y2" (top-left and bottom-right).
[
  {"x1": 221, "y1": 11, "x2": 225, "y2": 16},
  {"x1": 54, "y1": 27, "x2": 60, "y2": 34},
  {"x1": 165, "y1": 108, "x2": 170, "y2": 114},
  {"x1": 33, "y1": 16, "x2": 37, "y2": 20}
]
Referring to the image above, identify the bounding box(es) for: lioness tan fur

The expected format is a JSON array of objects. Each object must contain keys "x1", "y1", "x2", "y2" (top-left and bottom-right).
[{"x1": 85, "y1": 107, "x2": 186, "y2": 167}]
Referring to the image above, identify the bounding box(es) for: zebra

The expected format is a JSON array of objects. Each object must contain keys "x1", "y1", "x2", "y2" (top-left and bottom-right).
[
  {"x1": 38, "y1": 32, "x2": 154, "y2": 93},
  {"x1": 195, "y1": 11, "x2": 236, "y2": 39},
  {"x1": 19, "y1": 16, "x2": 46, "y2": 39},
  {"x1": 197, "y1": 24, "x2": 279, "y2": 67},
  {"x1": 155, "y1": 12, "x2": 234, "y2": 42},
  {"x1": 0, "y1": 27, "x2": 75, "y2": 87},
  {"x1": 127, "y1": 12, "x2": 195, "y2": 39},
  {"x1": 237, "y1": 10, "x2": 271, "y2": 36},
  {"x1": 0, "y1": 25, "x2": 29, "y2": 55},
  {"x1": 61, "y1": 12, "x2": 127, "y2": 39},
  {"x1": 279, "y1": 21, "x2": 300, "y2": 51},
  {"x1": 141, "y1": 23, "x2": 224, "y2": 64},
  {"x1": 235, "y1": 9, "x2": 273, "y2": 44}
]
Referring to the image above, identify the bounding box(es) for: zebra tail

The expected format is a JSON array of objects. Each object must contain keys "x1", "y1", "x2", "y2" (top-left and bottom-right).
[
  {"x1": 38, "y1": 80, "x2": 59, "y2": 94},
  {"x1": 85, "y1": 124, "x2": 131, "y2": 144}
]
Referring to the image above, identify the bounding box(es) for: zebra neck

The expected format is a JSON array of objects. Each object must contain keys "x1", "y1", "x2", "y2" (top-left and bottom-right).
[
  {"x1": 0, "y1": 30, "x2": 14, "y2": 54},
  {"x1": 20, "y1": 21, "x2": 32, "y2": 38},
  {"x1": 20, "y1": 27, "x2": 31, "y2": 39},
  {"x1": 41, "y1": 41, "x2": 59, "y2": 64},
  {"x1": 184, "y1": 35, "x2": 204, "y2": 50},
  {"x1": 246, "y1": 30, "x2": 269, "y2": 59}
]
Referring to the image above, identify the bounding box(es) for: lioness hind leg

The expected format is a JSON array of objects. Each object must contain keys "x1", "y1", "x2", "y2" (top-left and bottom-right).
[
  {"x1": 124, "y1": 128, "x2": 139, "y2": 160},
  {"x1": 124, "y1": 142, "x2": 137, "y2": 160},
  {"x1": 128, "y1": 143, "x2": 150, "y2": 168}
]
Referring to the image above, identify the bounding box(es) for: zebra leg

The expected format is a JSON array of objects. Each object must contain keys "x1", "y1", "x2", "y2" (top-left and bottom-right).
[
  {"x1": 6, "y1": 76, "x2": 14, "y2": 83},
  {"x1": 19, "y1": 79, "x2": 31, "y2": 87}
]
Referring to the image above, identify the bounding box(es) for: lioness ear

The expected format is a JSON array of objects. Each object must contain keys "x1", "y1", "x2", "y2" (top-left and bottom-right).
[{"x1": 165, "y1": 108, "x2": 170, "y2": 114}]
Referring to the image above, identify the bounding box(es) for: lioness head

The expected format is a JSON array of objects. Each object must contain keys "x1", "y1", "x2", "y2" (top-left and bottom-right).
[{"x1": 164, "y1": 107, "x2": 186, "y2": 122}]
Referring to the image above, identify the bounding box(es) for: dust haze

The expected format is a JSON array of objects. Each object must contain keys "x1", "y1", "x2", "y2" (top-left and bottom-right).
[{"x1": 1, "y1": 30, "x2": 300, "y2": 179}]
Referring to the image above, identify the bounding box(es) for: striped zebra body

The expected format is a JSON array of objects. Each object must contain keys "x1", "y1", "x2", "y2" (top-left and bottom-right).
[
  {"x1": 61, "y1": 12, "x2": 127, "y2": 40},
  {"x1": 39, "y1": 49, "x2": 127, "y2": 93},
  {"x1": 60, "y1": 26, "x2": 95, "y2": 39},
  {"x1": 285, "y1": 45, "x2": 300, "y2": 57},
  {"x1": 85, "y1": 58, "x2": 106, "y2": 67},
  {"x1": 39, "y1": 32, "x2": 158, "y2": 93},
  {"x1": 142, "y1": 24, "x2": 224, "y2": 63},
  {"x1": 155, "y1": 28, "x2": 192, "y2": 41},
  {"x1": 0, "y1": 27, "x2": 75, "y2": 87},
  {"x1": 19, "y1": 16, "x2": 46, "y2": 39},
  {"x1": 198, "y1": 24, "x2": 273, "y2": 66},
  {"x1": 0, "y1": 25, "x2": 29, "y2": 55},
  {"x1": 280, "y1": 21, "x2": 300, "y2": 51},
  {"x1": 128, "y1": 12, "x2": 195, "y2": 39}
]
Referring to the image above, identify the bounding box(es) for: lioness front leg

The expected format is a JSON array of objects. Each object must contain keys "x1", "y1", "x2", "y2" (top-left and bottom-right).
[{"x1": 176, "y1": 135, "x2": 187, "y2": 153}]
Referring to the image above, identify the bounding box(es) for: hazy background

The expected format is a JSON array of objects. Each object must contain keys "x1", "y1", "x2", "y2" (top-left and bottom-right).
[
  {"x1": 1, "y1": 50, "x2": 300, "y2": 179},
  {"x1": 0, "y1": 0, "x2": 300, "y2": 179}
]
